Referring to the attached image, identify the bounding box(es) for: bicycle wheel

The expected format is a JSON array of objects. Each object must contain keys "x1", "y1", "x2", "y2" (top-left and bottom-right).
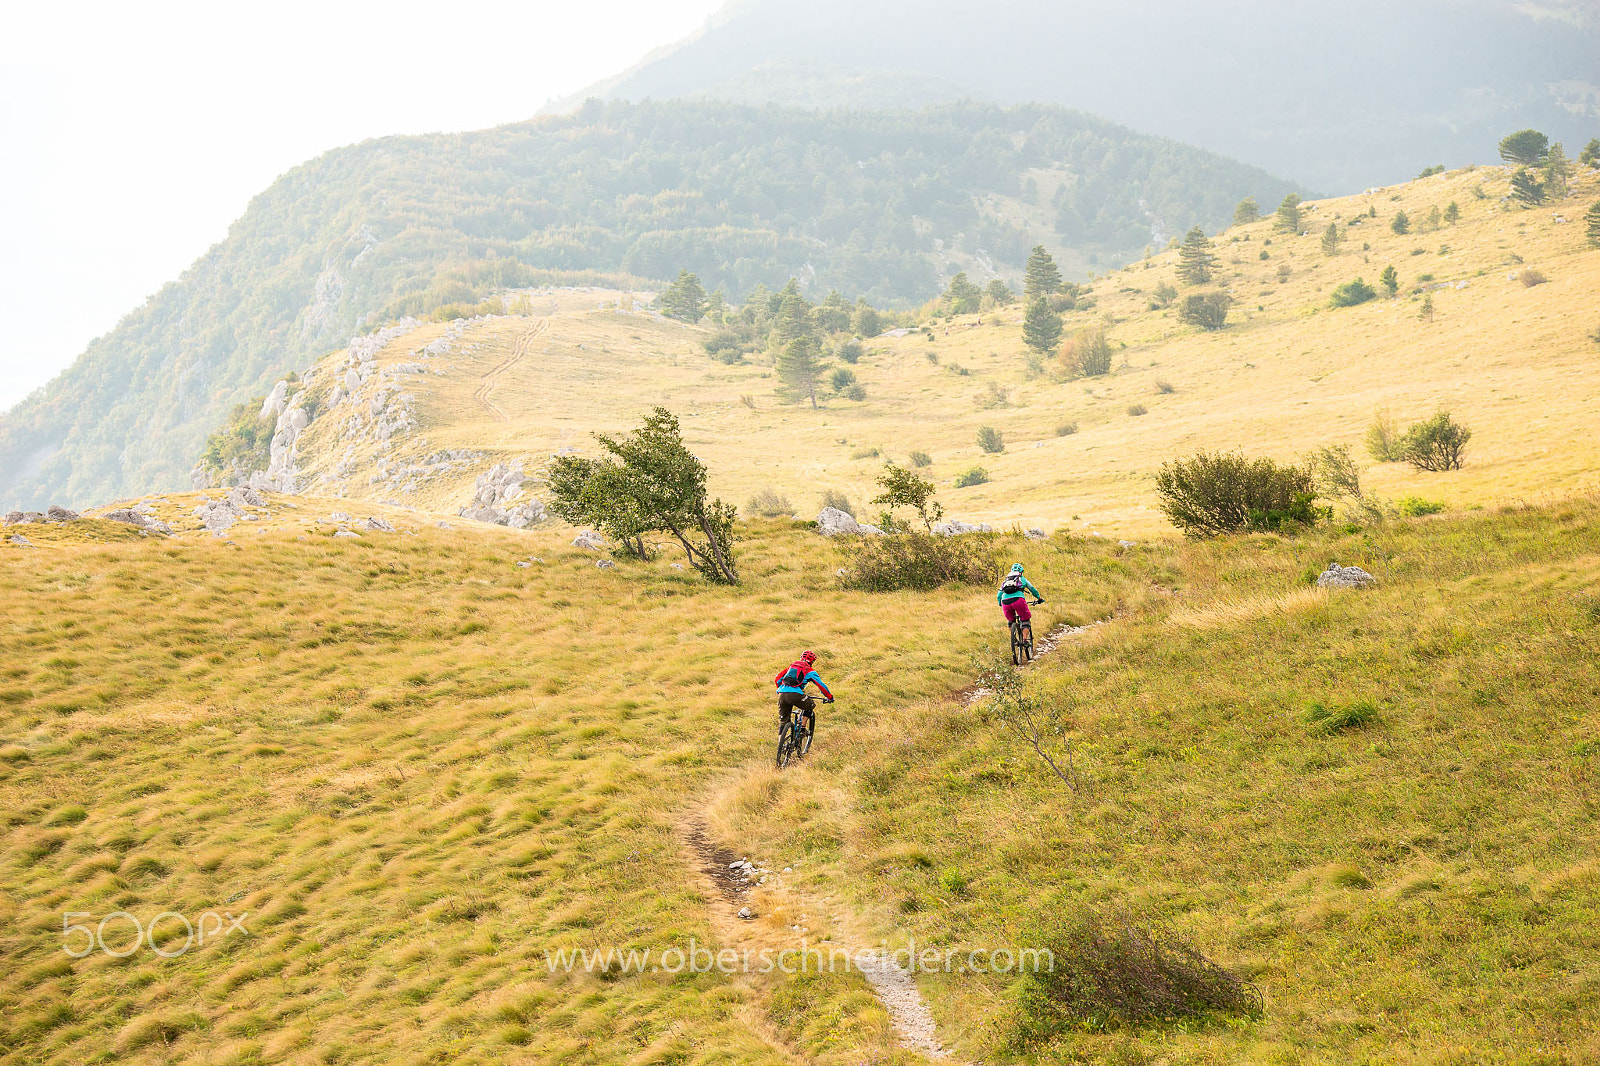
[
  {"x1": 1021, "y1": 622, "x2": 1034, "y2": 663},
  {"x1": 1011, "y1": 623, "x2": 1026, "y2": 666},
  {"x1": 800, "y1": 713, "x2": 816, "y2": 755},
  {"x1": 776, "y1": 727, "x2": 795, "y2": 769}
]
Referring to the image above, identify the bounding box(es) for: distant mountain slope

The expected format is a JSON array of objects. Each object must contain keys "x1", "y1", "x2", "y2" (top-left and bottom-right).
[
  {"x1": 555, "y1": 0, "x2": 1600, "y2": 194},
  {"x1": 0, "y1": 100, "x2": 1301, "y2": 510}
]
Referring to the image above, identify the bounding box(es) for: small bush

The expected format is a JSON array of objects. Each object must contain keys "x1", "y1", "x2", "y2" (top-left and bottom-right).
[
  {"x1": 836, "y1": 339, "x2": 863, "y2": 364},
  {"x1": 830, "y1": 367, "x2": 857, "y2": 391},
  {"x1": 909, "y1": 450, "x2": 932, "y2": 468},
  {"x1": 1055, "y1": 422, "x2": 1078, "y2": 436},
  {"x1": 845, "y1": 383, "x2": 867, "y2": 402},
  {"x1": 925, "y1": 351, "x2": 939, "y2": 364},
  {"x1": 819, "y1": 490, "x2": 854, "y2": 517},
  {"x1": 1126, "y1": 404, "x2": 1147, "y2": 417},
  {"x1": 703, "y1": 330, "x2": 746, "y2": 363},
  {"x1": 1329, "y1": 278, "x2": 1378, "y2": 308},
  {"x1": 746, "y1": 488, "x2": 794, "y2": 518},
  {"x1": 1155, "y1": 451, "x2": 1322, "y2": 537},
  {"x1": 1520, "y1": 269, "x2": 1548, "y2": 287},
  {"x1": 1396, "y1": 496, "x2": 1444, "y2": 517},
  {"x1": 1399, "y1": 411, "x2": 1471, "y2": 471},
  {"x1": 976, "y1": 381, "x2": 1009, "y2": 409},
  {"x1": 1178, "y1": 292, "x2": 1231, "y2": 330},
  {"x1": 977, "y1": 426, "x2": 1005, "y2": 454},
  {"x1": 851, "y1": 447, "x2": 880, "y2": 460},
  {"x1": 1306, "y1": 698, "x2": 1381, "y2": 734},
  {"x1": 954, "y1": 467, "x2": 990, "y2": 488},
  {"x1": 1059, "y1": 326, "x2": 1112, "y2": 378},
  {"x1": 1153, "y1": 379, "x2": 1174, "y2": 394},
  {"x1": 839, "y1": 532, "x2": 998, "y2": 592},
  {"x1": 739, "y1": 394, "x2": 755, "y2": 409},
  {"x1": 1013, "y1": 906, "x2": 1262, "y2": 1042},
  {"x1": 1365, "y1": 408, "x2": 1401, "y2": 461}
]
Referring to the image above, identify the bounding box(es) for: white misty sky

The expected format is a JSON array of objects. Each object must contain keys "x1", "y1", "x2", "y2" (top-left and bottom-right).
[{"x1": 0, "y1": 0, "x2": 726, "y2": 412}]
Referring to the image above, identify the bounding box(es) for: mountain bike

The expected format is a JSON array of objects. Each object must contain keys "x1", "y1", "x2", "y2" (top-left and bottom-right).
[
  {"x1": 1009, "y1": 600, "x2": 1044, "y2": 666},
  {"x1": 776, "y1": 699, "x2": 830, "y2": 769}
]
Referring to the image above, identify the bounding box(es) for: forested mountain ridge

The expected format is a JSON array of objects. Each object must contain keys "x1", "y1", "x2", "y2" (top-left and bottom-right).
[
  {"x1": 556, "y1": 0, "x2": 1600, "y2": 194},
  {"x1": 0, "y1": 100, "x2": 1301, "y2": 510}
]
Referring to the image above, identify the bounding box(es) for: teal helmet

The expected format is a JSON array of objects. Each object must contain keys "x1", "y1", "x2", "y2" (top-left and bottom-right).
[{"x1": 1009, "y1": 564, "x2": 1024, "y2": 574}]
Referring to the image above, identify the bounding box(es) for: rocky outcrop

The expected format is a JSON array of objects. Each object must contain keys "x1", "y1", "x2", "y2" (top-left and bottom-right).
[
  {"x1": 102, "y1": 509, "x2": 174, "y2": 535},
  {"x1": 46, "y1": 505, "x2": 79, "y2": 522},
  {"x1": 1317, "y1": 562, "x2": 1377, "y2": 589},
  {"x1": 364, "y1": 516, "x2": 396, "y2": 533},
  {"x1": 932, "y1": 519, "x2": 993, "y2": 536},
  {"x1": 193, "y1": 486, "x2": 268, "y2": 536},
  {"x1": 572, "y1": 531, "x2": 607, "y2": 551},
  {"x1": 815, "y1": 507, "x2": 883, "y2": 536},
  {"x1": 4, "y1": 506, "x2": 76, "y2": 525},
  {"x1": 459, "y1": 463, "x2": 545, "y2": 529}
]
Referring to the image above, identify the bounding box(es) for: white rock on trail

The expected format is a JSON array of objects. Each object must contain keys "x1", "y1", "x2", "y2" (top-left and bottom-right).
[{"x1": 1318, "y1": 562, "x2": 1377, "y2": 589}]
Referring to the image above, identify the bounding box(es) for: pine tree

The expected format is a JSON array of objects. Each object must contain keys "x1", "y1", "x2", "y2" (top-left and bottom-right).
[
  {"x1": 1380, "y1": 265, "x2": 1399, "y2": 297},
  {"x1": 1022, "y1": 296, "x2": 1063, "y2": 355},
  {"x1": 1419, "y1": 293, "x2": 1435, "y2": 323},
  {"x1": 775, "y1": 335, "x2": 827, "y2": 409},
  {"x1": 771, "y1": 291, "x2": 815, "y2": 346},
  {"x1": 944, "y1": 271, "x2": 983, "y2": 314},
  {"x1": 1275, "y1": 194, "x2": 1302, "y2": 233},
  {"x1": 1543, "y1": 143, "x2": 1571, "y2": 200},
  {"x1": 1444, "y1": 202, "x2": 1460, "y2": 224},
  {"x1": 1581, "y1": 138, "x2": 1600, "y2": 168},
  {"x1": 1509, "y1": 168, "x2": 1545, "y2": 206},
  {"x1": 1177, "y1": 226, "x2": 1216, "y2": 285},
  {"x1": 1498, "y1": 129, "x2": 1549, "y2": 166},
  {"x1": 1391, "y1": 210, "x2": 1410, "y2": 235},
  {"x1": 1321, "y1": 222, "x2": 1339, "y2": 256},
  {"x1": 658, "y1": 270, "x2": 708, "y2": 323},
  {"x1": 1023, "y1": 245, "x2": 1063, "y2": 302},
  {"x1": 1586, "y1": 201, "x2": 1600, "y2": 247},
  {"x1": 1233, "y1": 197, "x2": 1260, "y2": 225}
]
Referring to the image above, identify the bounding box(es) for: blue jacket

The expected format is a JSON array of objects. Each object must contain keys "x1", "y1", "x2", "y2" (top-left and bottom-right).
[{"x1": 774, "y1": 664, "x2": 833, "y2": 698}]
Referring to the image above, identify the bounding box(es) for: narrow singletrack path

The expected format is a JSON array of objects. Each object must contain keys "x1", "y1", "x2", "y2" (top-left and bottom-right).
[
  {"x1": 472, "y1": 318, "x2": 546, "y2": 420},
  {"x1": 683, "y1": 620, "x2": 1104, "y2": 1062}
]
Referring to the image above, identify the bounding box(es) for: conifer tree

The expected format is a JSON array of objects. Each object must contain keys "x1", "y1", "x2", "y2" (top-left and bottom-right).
[
  {"x1": 1379, "y1": 265, "x2": 1399, "y2": 297},
  {"x1": 1509, "y1": 168, "x2": 1545, "y2": 206},
  {"x1": 1498, "y1": 129, "x2": 1549, "y2": 166},
  {"x1": 776, "y1": 335, "x2": 827, "y2": 409},
  {"x1": 1023, "y1": 245, "x2": 1064, "y2": 302},
  {"x1": 1391, "y1": 210, "x2": 1410, "y2": 235},
  {"x1": 1275, "y1": 194, "x2": 1302, "y2": 233},
  {"x1": 1233, "y1": 197, "x2": 1260, "y2": 225},
  {"x1": 1177, "y1": 226, "x2": 1216, "y2": 285},
  {"x1": 1581, "y1": 138, "x2": 1600, "y2": 168},
  {"x1": 944, "y1": 271, "x2": 983, "y2": 314},
  {"x1": 658, "y1": 270, "x2": 708, "y2": 323},
  {"x1": 771, "y1": 291, "x2": 815, "y2": 346},
  {"x1": 1586, "y1": 201, "x2": 1600, "y2": 247},
  {"x1": 1022, "y1": 296, "x2": 1064, "y2": 355},
  {"x1": 1321, "y1": 222, "x2": 1339, "y2": 256},
  {"x1": 1543, "y1": 143, "x2": 1571, "y2": 200},
  {"x1": 1444, "y1": 202, "x2": 1460, "y2": 224}
]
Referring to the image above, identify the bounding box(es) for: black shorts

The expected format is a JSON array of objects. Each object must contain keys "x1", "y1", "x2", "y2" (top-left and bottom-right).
[{"x1": 777, "y1": 692, "x2": 816, "y2": 720}]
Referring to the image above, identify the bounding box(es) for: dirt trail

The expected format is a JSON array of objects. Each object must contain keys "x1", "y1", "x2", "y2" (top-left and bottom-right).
[
  {"x1": 472, "y1": 318, "x2": 546, "y2": 420},
  {"x1": 683, "y1": 621, "x2": 1100, "y2": 1062}
]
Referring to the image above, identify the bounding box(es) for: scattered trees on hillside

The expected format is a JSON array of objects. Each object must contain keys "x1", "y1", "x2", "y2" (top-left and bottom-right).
[
  {"x1": 1024, "y1": 245, "x2": 1065, "y2": 302},
  {"x1": 1399, "y1": 412, "x2": 1471, "y2": 472},
  {"x1": 547, "y1": 407, "x2": 739, "y2": 582},
  {"x1": 1275, "y1": 194, "x2": 1303, "y2": 233},
  {"x1": 1177, "y1": 226, "x2": 1217, "y2": 285},
  {"x1": 658, "y1": 270, "x2": 708, "y2": 322},
  {"x1": 1418, "y1": 164, "x2": 1446, "y2": 178},
  {"x1": 1178, "y1": 292, "x2": 1232, "y2": 331},
  {"x1": 1233, "y1": 197, "x2": 1261, "y2": 225},
  {"x1": 196, "y1": 397, "x2": 274, "y2": 485},
  {"x1": 1155, "y1": 451, "x2": 1322, "y2": 537},
  {"x1": 1023, "y1": 296, "x2": 1064, "y2": 355},
  {"x1": 1499, "y1": 129, "x2": 1550, "y2": 166}
]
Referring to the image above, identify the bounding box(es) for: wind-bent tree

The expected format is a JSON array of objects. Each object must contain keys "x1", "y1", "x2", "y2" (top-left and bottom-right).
[
  {"x1": 1024, "y1": 245, "x2": 1064, "y2": 302},
  {"x1": 1177, "y1": 226, "x2": 1216, "y2": 285},
  {"x1": 658, "y1": 270, "x2": 708, "y2": 322},
  {"x1": 1498, "y1": 128, "x2": 1549, "y2": 166},
  {"x1": 1022, "y1": 296, "x2": 1064, "y2": 355},
  {"x1": 547, "y1": 407, "x2": 739, "y2": 583}
]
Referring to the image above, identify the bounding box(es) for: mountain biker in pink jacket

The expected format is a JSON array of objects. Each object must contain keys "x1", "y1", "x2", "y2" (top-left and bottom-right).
[
  {"x1": 773, "y1": 650, "x2": 833, "y2": 735},
  {"x1": 997, "y1": 563, "x2": 1044, "y2": 626}
]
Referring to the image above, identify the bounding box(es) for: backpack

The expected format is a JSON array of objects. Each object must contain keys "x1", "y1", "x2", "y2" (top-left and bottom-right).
[
  {"x1": 1001, "y1": 573, "x2": 1025, "y2": 594},
  {"x1": 779, "y1": 661, "x2": 809, "y2": 687}
]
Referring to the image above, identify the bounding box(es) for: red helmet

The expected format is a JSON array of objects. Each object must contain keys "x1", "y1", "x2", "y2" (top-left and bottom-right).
[{"x1": 800, "y1": 650, "x2": 817, "y2": 665}]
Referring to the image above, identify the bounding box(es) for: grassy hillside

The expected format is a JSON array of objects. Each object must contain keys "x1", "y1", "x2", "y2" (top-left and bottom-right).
[
  {"x1": 0, "y1": 101, "x2": 1301, "y2": 513},
  {"x1": 2, "y1": 488, "x2": 1596, "y2": 1063},
  {"x1": 203, "y1": 162, "x2": 1600, "y2": 540}
]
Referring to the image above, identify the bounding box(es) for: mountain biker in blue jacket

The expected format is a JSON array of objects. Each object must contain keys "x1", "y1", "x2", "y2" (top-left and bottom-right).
[
  {"x1": 998, "y1": 564, "x2": 1043, "y2": 627},
  {"x1": 774, "y1": 650, "x2": 833, "y2": 735}
]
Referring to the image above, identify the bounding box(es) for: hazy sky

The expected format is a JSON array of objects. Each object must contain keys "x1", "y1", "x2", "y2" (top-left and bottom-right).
[{"x1": 0, "y1": 0, "x2": 725, "y2": 412}]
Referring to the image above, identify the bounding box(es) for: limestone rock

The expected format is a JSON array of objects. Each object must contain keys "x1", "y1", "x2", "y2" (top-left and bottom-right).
[
  {"x1": 46, "y1": 505, "x2": 79, "y2": 522},
  {"x1": 459, "y1": 462, "x2": 546, "y2": 529},
  {"x1": 334, "y1": 530, "x2": 361, "y2": 538},
  {"x1": 572, "y1": 530, "x2": 607, "y2": 551},
  {"x1": 816, "y1": 506, "x2": 869, "y2": 536},
  {"x1": 1025, "y1": 528, "x2": 1047, "y2": 540},
  {"x1": 365, "y1": 516, "x2": 396, "y2": 532},
  {"x1": 1317, "y1": 562, "x2": 1377, "y2": 589},
  {"x1": 8, "y1": 534, "x2": 34, "y2": 547},
  {"x1": 931, "y1": 519, "x2": 993, "y2": 536},
  {"x1": 102, "y1": 509, "x2": 173, "y2": 535},
  {"x1": 596, "y1": 559, "x2": 617, "y2": 569}
]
